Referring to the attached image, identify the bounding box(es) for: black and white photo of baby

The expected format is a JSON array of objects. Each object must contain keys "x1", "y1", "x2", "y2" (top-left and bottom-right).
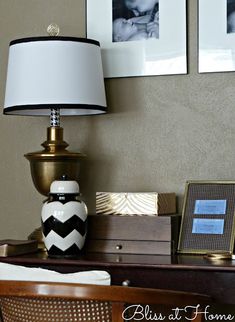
[{"x1": 112, "y1": 0, "x2": 159, "y2": 42}]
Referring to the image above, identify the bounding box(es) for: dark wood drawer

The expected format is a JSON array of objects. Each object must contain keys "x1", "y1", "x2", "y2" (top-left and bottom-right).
[
  {"x1": 86, "y1": 215, "x2": 180, "y2": 255},
  {"x1": 86, "y1": 239, "x2": 172, "y2": 255}
]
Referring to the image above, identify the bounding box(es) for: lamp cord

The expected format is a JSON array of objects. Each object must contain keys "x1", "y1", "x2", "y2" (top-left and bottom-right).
[{"x1": 50, "y1": 108, "x2": 60, "y2": 127}]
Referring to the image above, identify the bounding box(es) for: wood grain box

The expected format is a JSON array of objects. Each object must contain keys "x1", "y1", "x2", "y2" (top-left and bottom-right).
[
  {"x1": 86, "y1": 215, "x2": 181, "y2": 255},
  {"x1": 96, "y1": 192, "x2": 176, "y2": 216}
]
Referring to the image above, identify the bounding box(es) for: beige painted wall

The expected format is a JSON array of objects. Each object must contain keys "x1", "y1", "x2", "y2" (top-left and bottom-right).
[{"x1": 0, "y1": 0, "x2": 235, "y2": 239}]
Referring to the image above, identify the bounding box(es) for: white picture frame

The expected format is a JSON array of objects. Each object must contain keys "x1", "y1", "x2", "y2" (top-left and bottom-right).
[
  {"x1": 86, "y1": 0, "x2": 187, "y2": 78},
  {"x1": 199, "y1": 0, "x2": 235, "y2": 73}
]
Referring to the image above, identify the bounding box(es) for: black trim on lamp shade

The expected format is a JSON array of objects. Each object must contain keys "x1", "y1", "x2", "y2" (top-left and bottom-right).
[
  {"x1": 4, "y1": 36, "x2": 107, "y2": 116},
  {"x1": 10, "y1": 36, "x2": 100, "y2": 47},
  {"x1": 3, "y1": 104, "x2": 107, "y2": 116}
]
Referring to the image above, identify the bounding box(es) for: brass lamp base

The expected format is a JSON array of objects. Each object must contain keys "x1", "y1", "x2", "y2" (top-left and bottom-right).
[{"x1": 24, "y1": 126, "x2": 85, "y2": 196}]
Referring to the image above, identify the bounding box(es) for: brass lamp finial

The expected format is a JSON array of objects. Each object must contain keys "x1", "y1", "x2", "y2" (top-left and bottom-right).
[{"x1": 47, "y1": 23, "x2": 60, "y2": 36}]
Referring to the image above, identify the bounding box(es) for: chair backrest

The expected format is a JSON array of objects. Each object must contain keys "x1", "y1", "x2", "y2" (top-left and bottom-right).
[{"x1": 0, "y1": 280, "x2": 211, "y2": 322}]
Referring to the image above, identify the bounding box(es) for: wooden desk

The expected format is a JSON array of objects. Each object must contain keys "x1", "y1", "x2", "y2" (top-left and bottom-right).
[{"x1": 0, "y1": 252, "x2": 234, "y2": 305}]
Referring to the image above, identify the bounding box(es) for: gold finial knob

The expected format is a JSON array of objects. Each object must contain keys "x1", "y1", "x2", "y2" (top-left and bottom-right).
[{"x1": 47, "y1": 23, "x2": 60, "y2": 36}]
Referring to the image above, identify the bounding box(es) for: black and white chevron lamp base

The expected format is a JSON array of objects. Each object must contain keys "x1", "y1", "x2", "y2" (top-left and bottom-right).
[{"x1": 41, "y1": 201, "x2": 87, "y2": 258}]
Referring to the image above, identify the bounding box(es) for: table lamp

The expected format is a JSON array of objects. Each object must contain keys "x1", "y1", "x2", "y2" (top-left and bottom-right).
[{"x1": 3, "y1": 26, "x2": 107, "y2": 197}]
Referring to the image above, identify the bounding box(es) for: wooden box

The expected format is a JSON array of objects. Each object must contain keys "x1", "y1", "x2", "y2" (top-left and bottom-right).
[
  {"x1": 86, "y1": 215, "x2": 180, "y2": 255},
  {"x1": 96, "y1": 192, "x2": 176, "y2": 216}
]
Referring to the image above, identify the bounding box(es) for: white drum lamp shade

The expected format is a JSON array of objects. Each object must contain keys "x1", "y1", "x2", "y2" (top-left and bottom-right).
[{"x1": 4, "y1": 36, "x2": 107, "y2": 116}]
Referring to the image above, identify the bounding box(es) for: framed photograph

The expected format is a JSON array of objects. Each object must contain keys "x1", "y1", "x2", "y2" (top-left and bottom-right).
[
  {"x1": 178, "y1": 181, "x2": 235, "y2": 254},
  {"x1": 199, "y1": 0, "x2": 235, "y2": 73},
  {"x1": 86, "y1": 0, "x2": 187, "y2": 78}
]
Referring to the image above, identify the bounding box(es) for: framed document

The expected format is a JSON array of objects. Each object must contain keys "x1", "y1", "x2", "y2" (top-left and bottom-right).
[
  {"x1": 178, "y1": 181, "x2": 235, "y2": 254},
  {"x1": 198, "y1": 0, "x2": 235, "y2": 73},
  {"x1": 86, "y1": 0, "x2": 187, "y2": 78}
]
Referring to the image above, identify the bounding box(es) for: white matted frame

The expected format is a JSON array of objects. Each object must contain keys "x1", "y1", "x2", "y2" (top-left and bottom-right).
[
  {"x1": 86, "y1": 0, "x2": 187, "y2": 78},
  {"x1": 199, "y1": 0, "x2": 235, "y2": 73}
]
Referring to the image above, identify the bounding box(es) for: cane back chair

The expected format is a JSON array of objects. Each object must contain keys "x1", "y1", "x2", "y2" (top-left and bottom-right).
[{"x1": 0, "y1": 280, "x2": 211, "y2": 322}]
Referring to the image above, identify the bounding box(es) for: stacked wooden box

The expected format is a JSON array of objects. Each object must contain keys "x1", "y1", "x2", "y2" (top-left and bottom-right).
[
  {"x1": 86, "y1": 192, "x2": 180, "y2": 255},
  {"x1": 86, "y1": 214, "x2": 180, "y2": 255}
]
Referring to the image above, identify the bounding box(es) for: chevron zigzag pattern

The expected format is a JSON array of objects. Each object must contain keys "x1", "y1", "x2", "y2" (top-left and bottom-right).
[
  {"x1": 42, "y1": 215, "x2": 87, "y2": 237},
  {"x1": 41, "y1": 200, "x2": 88, "y2": 256},
  {"x1": 48, "y1": 244, "x2": 83, "y2": 256},
  {"x1": 43, "y1": 230, "x2": 86, "y2": 251},
  {"x1": 41, "y1": 201, "x2": 87, "y2": 222}
]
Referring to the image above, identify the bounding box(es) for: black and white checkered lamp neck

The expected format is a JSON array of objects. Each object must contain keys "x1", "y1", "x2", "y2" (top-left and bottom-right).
[{"x1": 3, "y1": 36, "x2": 107, "y2": 117}]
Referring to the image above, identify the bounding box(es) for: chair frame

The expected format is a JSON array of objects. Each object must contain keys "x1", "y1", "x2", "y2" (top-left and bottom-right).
[{"x1": 0, "y1": 280, "x2": 211, "y2": 322}]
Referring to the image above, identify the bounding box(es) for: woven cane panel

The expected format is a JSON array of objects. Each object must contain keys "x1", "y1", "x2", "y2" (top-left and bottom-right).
[
  {"x1": 0, "y1": 297, "x2": 111, "y2": 322},
  {"x1": 179, "y1": 183, "x2": 235, "y2": 252}
]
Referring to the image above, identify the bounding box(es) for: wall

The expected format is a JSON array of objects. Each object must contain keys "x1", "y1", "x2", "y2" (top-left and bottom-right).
[{"x1": 1, "y1": 0, "x2": 235, "y2": 239}]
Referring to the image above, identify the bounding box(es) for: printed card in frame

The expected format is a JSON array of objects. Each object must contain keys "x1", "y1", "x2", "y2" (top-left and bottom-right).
[
  {"x1": 86, "y1": 0, "x2": 187, "y2": 78},
  {"x1": 178, "y1": 181, "x2": 235, "y2": 254},
  {"x1": 199, "y1": 0, "x2": 235, "y2": 73}
]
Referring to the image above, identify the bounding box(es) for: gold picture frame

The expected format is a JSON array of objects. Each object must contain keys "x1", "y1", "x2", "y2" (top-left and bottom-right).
[{"x1": 178, "y1": 181, "x2": 235, "y2": 254}]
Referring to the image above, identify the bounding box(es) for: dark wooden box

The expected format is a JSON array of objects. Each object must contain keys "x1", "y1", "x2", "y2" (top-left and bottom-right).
[{"x1": 86, "y1": 215, "x2": 181, "y2": 255}]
